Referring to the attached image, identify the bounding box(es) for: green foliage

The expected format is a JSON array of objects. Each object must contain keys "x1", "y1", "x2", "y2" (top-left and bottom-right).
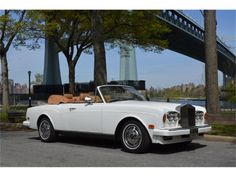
[
  {"x1": 28, "y1": 10, "x2": 94, "y2": 94},
  {"x1": 28, "y1": 10, "x2": 170, "y2": 94},
  {"x1": 0, "y1": 111, "x2": 8, "y2": 122},
  {"x1": 225, "y1": 80, "x2": 236, "y2": 103},
  {"x1": 149, "y1": 83, "x2": 206, "y2": 99},
  {"x1": 208, "y1": 124, "x2": 236, "y2": 137},
  {"x1": 10, "y1": 105, "x2": 28, "y2": 111},
  {"x1": 0, "y1": 10, "x2": 40, "y2": 51},
  {"x1": 103, "y1": 10, "x2": 170, "y2": 52},
  {"x1": 29, "y1": 10, "x2": 93, "y2": 59},
  {"x1": 29, "y1": 10, "x2": 170, "y2": 59},
  {"x1": 31, "y1": 73, "x2": 43, "y2": 85},
  {"x1": 0, "y1": 10, "x2": 37, "y2": 118}
]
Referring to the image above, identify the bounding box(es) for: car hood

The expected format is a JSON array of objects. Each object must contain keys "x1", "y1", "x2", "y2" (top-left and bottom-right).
[{"x1": 111, "y1": 100, "x2": 205, "y2": 112}]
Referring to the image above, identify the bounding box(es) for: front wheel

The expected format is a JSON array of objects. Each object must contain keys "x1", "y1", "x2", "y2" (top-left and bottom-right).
[
  {"x1": 120, "y1": 120, "x2": 151, "y2": 153},
  {"x1": 38, "y1": 117, "x2": 56, "y2": 142}
]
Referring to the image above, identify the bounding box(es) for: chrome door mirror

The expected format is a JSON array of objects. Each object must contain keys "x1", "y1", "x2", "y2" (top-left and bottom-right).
[{"x1": 85, "y1": 96, "x2": 92, "y2": 104}]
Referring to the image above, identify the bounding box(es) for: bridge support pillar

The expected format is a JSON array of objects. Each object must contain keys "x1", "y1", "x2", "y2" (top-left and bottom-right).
[
  {"x1": 42, "y1": 40, "x2": 62, "y2": 85},
  {"x1": 119, "y1": 43, "x2": 138, "y2": 80}
]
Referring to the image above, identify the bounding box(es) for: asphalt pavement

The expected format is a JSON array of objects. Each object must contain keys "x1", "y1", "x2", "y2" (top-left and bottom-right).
[{"x1": 0, "y1": 131, "x2": 235, "y2": 167}]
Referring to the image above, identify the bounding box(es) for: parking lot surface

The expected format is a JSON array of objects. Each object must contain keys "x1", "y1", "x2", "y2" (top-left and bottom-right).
[{"x1": 0, "y1": 131, "x2": 235, "y2": 167}]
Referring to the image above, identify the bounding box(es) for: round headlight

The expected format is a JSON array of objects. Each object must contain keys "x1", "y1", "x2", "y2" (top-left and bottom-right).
[
  {"x1": 195, "y1": 111, "x2": 204, "y2": 120},
  {"x1": 166, "y1": 111, "x2": 180, "y2": 123}
]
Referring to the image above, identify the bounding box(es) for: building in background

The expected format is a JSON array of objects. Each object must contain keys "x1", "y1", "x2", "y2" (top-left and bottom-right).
[{"x1": 0, "y1": 79, "x2": 28, "y2": 94}]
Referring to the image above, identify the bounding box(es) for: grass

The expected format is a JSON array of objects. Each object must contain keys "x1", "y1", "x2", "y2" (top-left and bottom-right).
[
  {"x1": 208, "y1": 124, "x2": 236, "y2": 137},
  {"x1": 0, "y1": 111, "x2": 8, "y2": 122},
  {"x1": 0, "y1": 106, "x2": 27, "y2": 123},
  {"x1": 10, "y1": 105, "x2": 28, "y2": 111}
]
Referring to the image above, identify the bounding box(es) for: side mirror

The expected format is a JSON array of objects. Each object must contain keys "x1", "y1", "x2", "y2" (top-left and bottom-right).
[{"x1": 85, "y1": 96, "x2": 92, "y2": 103}]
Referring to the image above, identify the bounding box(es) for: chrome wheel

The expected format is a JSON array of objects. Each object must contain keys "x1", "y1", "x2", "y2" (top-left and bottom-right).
[
  {"x1": 122, "y1": 123, "x2": 142, "y2": 150},
  {"x1": 39, "y1": 120, "x2": 51, "y2": 140}
]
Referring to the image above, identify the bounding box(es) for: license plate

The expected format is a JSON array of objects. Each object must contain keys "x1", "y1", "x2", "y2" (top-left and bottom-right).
[{"x1": 190, "y1": 127, "x2": 198, "y2": 137}]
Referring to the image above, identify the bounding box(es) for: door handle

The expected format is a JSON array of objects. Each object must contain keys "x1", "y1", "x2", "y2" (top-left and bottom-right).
[{"x1": 69, "y1": 108, "x2": 76, "y2": 111}]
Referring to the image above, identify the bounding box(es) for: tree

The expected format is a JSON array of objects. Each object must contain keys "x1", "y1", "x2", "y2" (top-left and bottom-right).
[
  {"x1": 91, "y1": 10, "x2": 170, "y2": 87},
  {"x1": 90, "y1": 11, "x2": 107, "y2": 88},
  {"x1": 31, "y1": 73, "x2": 43, "y2": 85},
  {"x1": 103, "y1": 11, "x2": 169, "y2": 51},
  {"x1": 30, "y1": 11, "x2": 169, "y2": 94},
  {"x1": 225, "y1": 79, "x2": 236, "y2": 104},
  {"x1": 204, "y1": 10, "x2": 220, "y2": 114},
  {"x1": 30, "y1": 11, "x2": 93, "y2": 95},
  {"x1": 31, "y1": 10, "x2": 170, "y2": 93},
  {"x1": 0, "y1": 10, "x2": 27, "y2": 115}
]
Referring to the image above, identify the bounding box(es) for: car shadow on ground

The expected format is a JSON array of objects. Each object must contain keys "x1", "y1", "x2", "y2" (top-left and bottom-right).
[
  {"x1": 149, "y1": 143, "x2": 207, "y2": 154},
  {"x1": 30, "y1": 133, "x2": 120, "y2": 149},
  {"x1": 29, "y1": 133, "x2": 207, "y2": 154}
]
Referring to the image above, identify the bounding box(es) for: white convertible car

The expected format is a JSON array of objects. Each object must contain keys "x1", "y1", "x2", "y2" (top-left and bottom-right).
[{"x1": 23, "y1": 85, "x2": 211, "y2": 153}]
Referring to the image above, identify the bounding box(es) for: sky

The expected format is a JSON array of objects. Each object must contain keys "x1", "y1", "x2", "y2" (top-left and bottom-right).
[{"x1": 4, "y1": 10, "x2": 236, "y2": 89}]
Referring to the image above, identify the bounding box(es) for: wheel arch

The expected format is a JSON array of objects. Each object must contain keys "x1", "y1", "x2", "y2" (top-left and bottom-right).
[
  {"x1": 37, "y1": 114, "x2": 55, "y2": 129},
  {"x1": 114, "y1": 116, "x2": 151, "y2": 142}
]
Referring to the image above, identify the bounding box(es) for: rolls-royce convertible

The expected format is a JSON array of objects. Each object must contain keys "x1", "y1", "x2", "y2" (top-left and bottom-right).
[{"x1": 23, "y1": 85, "x2": 211, "y2": 153}]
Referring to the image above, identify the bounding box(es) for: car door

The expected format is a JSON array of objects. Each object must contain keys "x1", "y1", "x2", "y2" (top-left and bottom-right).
[{"x1": 59, "y1": 102, "x2": 103, "y2": 133}]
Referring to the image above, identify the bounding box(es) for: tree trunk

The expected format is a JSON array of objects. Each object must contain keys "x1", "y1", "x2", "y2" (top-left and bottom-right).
[
  {"x1": 91, "y1": 10, "x2": 107, "y2": 89},
  {"x1": 1, "y1": 52, "x2": 10, "y2": 114},
  {"x1": 204, "y1": 10, "x2": 220, "y2": 114},
  {"x1": 68, "y1": 62, "x2": 75, "y2": 95}
]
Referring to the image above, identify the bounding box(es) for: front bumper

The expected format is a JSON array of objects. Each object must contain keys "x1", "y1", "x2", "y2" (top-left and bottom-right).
[
  {"x1": 152, "y1": 125, "x2": 211, "y2": 144},
  {"x1": 153, "y1": 125, "x2": 211, "y2": 136},
  {"x1": 23, "y1": 120, "x2": 30, "y2": 127}
]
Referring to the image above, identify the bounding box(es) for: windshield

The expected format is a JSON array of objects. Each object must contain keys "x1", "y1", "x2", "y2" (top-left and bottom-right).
[{"x1": 99, "y1": 85, "x2": 146, "y2": 103}]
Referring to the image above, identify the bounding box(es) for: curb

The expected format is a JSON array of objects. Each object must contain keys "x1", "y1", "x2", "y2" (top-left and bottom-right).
[
  {"x1": 0, "y1": 122, "x2": 30, "y2": 131},
  {"x1": 204, "y1": 134, "x2": 236, "y2": 144}
]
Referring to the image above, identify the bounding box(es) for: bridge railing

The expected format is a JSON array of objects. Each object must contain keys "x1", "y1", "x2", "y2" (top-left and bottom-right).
[
  {"x1": 157, "y1": 10, "x2": 236, "y2": 63},
  {"x1": 159, "y1": 10, "x2": 205, "y2": 40}
]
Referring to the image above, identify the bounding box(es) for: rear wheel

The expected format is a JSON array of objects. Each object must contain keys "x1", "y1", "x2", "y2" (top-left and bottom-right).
[
  {"x1": 38, "y1": 117, "x2": 56, "y2": 142},
  {"x1": 120, "y1": 120, "x2": 151, "y2": 153}
]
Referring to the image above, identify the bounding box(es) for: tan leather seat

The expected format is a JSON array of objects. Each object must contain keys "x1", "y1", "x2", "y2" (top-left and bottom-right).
[
  {"x1": 48, "y1": 93, "x2": 101, "y2": 104},
  {"x1": 48, "y1": 95, "x2": 69, "y2": 104},
  {"x1": 103, "y1": 95, "x2": 111, "y2": 103}
]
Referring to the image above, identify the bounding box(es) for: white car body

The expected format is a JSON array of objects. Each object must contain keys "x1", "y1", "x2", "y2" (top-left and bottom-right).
[{"x1": 23, "y1": 85, "x2": 211, "y2": 145}]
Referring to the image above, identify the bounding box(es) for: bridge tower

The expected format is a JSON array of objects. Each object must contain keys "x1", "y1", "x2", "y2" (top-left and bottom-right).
[
  {"x1": 42, "y1": 40, "x2": 62, "y2": 85},
  {"x1": 119, "y1": 43, "x2": 138, "y2": 80}
]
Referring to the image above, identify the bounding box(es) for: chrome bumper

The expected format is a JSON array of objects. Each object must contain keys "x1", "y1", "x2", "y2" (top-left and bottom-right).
[
  {"x1": 23, "y1": 120, "x2": 30, "y2": 127},
  {"x1": 153, "y1": 125, "x2": 212, "y2": 136}
]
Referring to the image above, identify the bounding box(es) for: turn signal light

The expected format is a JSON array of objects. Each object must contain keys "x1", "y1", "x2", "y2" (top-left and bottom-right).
[
  {"x1": 204, "y1": 113, "x2": 209, "y2": 124},
  {"x1": 148, "y1": 124, "x2": 155, "y2": 129}
]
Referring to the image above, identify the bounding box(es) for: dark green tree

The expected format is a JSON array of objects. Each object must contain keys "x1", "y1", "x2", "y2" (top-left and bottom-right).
[{"x1": 0, "y1": 10, "x2": 30, "y2": 119}]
